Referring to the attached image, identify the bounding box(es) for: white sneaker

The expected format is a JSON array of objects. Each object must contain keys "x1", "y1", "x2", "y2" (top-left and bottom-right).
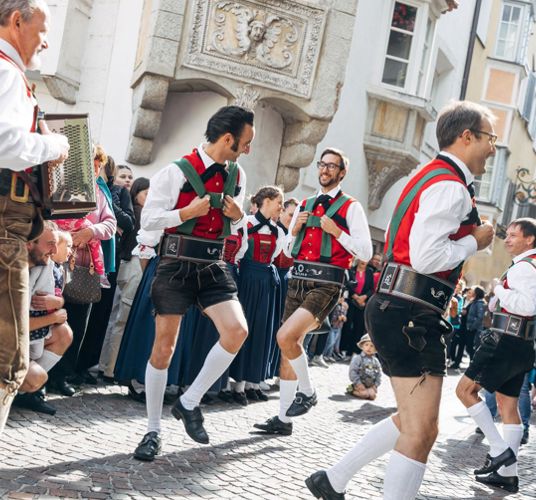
[{"x1": 311, "y1": 355, "x2": 329, "y2": 368}]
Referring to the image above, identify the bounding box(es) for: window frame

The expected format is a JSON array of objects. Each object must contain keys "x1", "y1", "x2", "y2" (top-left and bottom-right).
[{"x1": 493, "y1": 1, "x2": 531, "y2": 63}]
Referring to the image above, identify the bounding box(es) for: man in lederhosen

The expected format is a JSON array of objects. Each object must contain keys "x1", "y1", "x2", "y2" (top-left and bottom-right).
[
  {"x1": 456, "y1": 217, "x2": 536, "y2": 494},
  {"x1": 0, "y1": 0, "x2": 69, "y2": 436},
  {"x1": 306, "y1": 101, "x2": 495, "y2": 500},
  {"x1": 254, "y1": 147, "x2": 372, "y2": 436},
  {"x1": 133, "y1": 105, "x2": 254, "y2": 461}
]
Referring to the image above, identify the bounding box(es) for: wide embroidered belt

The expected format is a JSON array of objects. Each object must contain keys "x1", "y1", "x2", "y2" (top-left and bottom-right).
[
  {"x1": 291, "y1": 260, "x2": 346, "y2": 285},
  {"x1": 160, "y1": 234, "x2": 223, "y2": 263},
  {"x1": 491, "y1": 312, "x2": 535, "y2": 341},
  {"x1": 377, "y1": 263, "x2": 455, "y2": 315}
]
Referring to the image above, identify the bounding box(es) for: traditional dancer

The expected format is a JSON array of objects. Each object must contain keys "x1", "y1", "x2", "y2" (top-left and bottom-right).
[
  {"x1": 306, "y1": 101, "x2": 496, "y2": 500},
  {"x1": 456, "y1": 217, "x2": 536, "y2": 493},
  {"x1": 133, "y1": 105, "x2": 254, "y2": 461},
  {"x1": 254, "y1": 147, "x2": 372, "y2": 437}
]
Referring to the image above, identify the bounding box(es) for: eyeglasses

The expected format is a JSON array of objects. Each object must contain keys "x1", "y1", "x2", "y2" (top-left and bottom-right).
[
  {"x1": 317, "y1": 160, "x2": 342, "y2": 171},
  {"x1": 471, "y1": 129, "x2": 498, "y2": 146}
]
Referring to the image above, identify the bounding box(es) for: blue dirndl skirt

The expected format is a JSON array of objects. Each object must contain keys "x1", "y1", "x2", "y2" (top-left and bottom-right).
[
  {"x1": 230, "y1": 259, "x2": 280, "y2": 383},
  {"x1": 114, "y1": 256, "x2": 181, "y2": 384},
  {"x1": 267, "y1": 266, "x2": 290, "y2": 378}
]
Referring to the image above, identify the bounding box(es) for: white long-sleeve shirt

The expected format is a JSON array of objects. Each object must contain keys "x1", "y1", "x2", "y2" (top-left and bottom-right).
[
  {"x1": 284, "y1": 185, "x2": 373, "y2": 262},
  {"x1": 493, "y1": 249, "x2": 536, "y2": 317},
  {"x1": 137, "y1": 144, "x2": 246, "y2": 253},
  {"x1": 406, "y1": 151, "x2": 478, "y2": 274},
  {"x1": 235, "y1": 214, "x2": 286, "y2": 263},
  {"x1": 0, "y1": 39, "x2": 67, "y2": 170}
]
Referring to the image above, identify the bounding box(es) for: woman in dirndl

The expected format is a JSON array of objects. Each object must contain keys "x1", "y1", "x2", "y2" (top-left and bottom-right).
[{"x1": 229, "y1": 186, "x2": 285, "y2": 404}]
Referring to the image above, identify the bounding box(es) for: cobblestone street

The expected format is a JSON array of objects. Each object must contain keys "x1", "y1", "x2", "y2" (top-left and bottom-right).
[{"x1": 1, "y1": 362, "x2": 534, "y2": 499}]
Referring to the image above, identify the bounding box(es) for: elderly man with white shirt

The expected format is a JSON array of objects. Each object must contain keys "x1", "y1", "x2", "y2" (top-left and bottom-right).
[
  {"x1": 456, "y1": 217, "x2": 536, "y2": 494},
  {"x1": 0, "y1": 0, "x2": 69, "y2": 436},
  {"x1": 306, "y1": 101, "x2": 496, "y2": 500}
]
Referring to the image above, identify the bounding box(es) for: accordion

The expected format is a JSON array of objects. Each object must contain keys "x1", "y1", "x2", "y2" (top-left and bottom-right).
[{"x1": 38, "y1": 113, "x2": 96, "y2": 219}]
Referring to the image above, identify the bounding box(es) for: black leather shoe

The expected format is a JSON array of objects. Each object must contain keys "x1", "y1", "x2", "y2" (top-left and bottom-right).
[
  {"x1": 255, "y1": 389, "x2": 269, "y2": 401},
  {"x1": 286, "y1": 391, "x2": 317, "y2": 417},
  {"x1": 245, "y1": 388, "x2": 259, "y2": 401},
  {"x1": 134, "y1": 431, "x2": 161, "y2": 461},
  {"x1": 171, "y1": 398, "x2": 209, "y2": 444},
  {"x1": 305, "y1": 470, "x2": 345, "y2": 499},
  {"x1": 13, "y1": 391, "x2": 56, "y2": 416},
  {"x1": 475, "y1": 427, "x2": 483, "y2": 435},
  {"x1": 232, "y1": 391, "x2": 248, "y2": 406},
  {"x1": 68, "y1": 370, "x2": 98, "y2": 386},
  {"x1": 475, "y1": 471, "x2": 519, "y2": 493},
  {"x1": 201, "y1": 393, "x2": 216, "y2": 405},
  {"x1": 474, "y1": 448, "x2": 516, "y2": 475},
  {"x1": 253, "y1": 416, "x2": 292, "y2": 436},
  {"x1": 47, "y1": 378, "x2": 77, "y2": 397},
  {"x1": 128, "y1": 382, "x2": 146, "y2": 404},
  {"x1": 217, "y1": 390, "x2": 234, "y2": 403},
  {"x1": 520, "y1": 427, "x2": 529, "y2": 445}
]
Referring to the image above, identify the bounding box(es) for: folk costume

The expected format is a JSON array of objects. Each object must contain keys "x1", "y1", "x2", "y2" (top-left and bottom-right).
[
  {"x1": 465, "y1": 249, "x2": 536, "y2": 493},
  {"x1": 321, "y1": 152, "x2": 482, "y2": 500}
]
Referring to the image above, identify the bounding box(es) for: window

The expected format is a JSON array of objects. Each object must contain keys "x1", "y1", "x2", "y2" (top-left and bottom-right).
[
  {"x1": 382, "y1": 2, "x2": 418, "y2": 88},
  {"x1": 417, "y1": 17, "x2": 433, "y2": 95},
  {"x1": 494, "y1": 1, "x2": 531, "y2": 63}
]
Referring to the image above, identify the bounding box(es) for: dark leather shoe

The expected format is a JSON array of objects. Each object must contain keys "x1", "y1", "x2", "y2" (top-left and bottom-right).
[
  {"x1": 474, "y1": 448, "x2": 516, "y2": 475},
  {"x1": 217, "y1": 390, "x2": 234, "y2": 403},
  {"x1": 171, "y1": 398, "x2": 209, "y2": 444},
  {"x1": 255, "y1": 389, "x2": 269, "y2": 401},
  {"x1": 134, "y1": 431, "x2": 161, "y2": 461},
  {"x1": 48, "y1": 378, "x2": 77, "y2": 397},
  {"x1": 13, "y1": 391, "x2": 56, "y2": 416},
  {"x1": 475, "y1": 471, "x2": 519, "y2": 493},
  {"x1": 245, "y1": 388, "x2": 259, "y2": 401},
  {"x1": 475, "y1": 427, "x2": 483, "y2": 435},
  {"x1": 253, "y1": 416, "x2": 292, "y2": 436},
  {"x1": 232, "y1": 391, "x2": 248, "y2": 406},
  {"x1": 128, "y1": 382, "x2": 146, "y2": 404},
  {"x1": 305, "y1": 470, "x2": 345, "y2": 499},
  {"x1": 286, "y1": 391, "x2": 317, "y2": 417},
  {"x1": 520, "y1": 427, "x2": 529, "y2": 445}
]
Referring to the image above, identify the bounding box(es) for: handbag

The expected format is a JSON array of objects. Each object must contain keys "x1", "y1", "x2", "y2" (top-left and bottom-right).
[{"x1": 63, "y1": 245, "x2": 102, "y2": 304}]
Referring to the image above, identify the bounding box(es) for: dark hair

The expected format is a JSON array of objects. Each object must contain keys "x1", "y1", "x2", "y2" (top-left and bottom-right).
[
  {"x1": 321, "y1": 147, "x2": 349, "y2": 170},
  {"x1": 436, "y1": 101, "x2": 496, "y2": 149},
  {"x1": 117, "y1": 164, "x2": 132, "y2": 173},
  {"x1": 130, "y1": 177, "x2": 150, "y2": 206},
  {"x1": 283, "y1": 197, "x2": 299, "y2": 209},
  {"x1": 104, "y1": 155, "x2": 116, "y2": 181},
  {"x1": 205, "y1": 106, "x2": 254, "y2": 144},
  {"x1": 473, "y1": 286, "x2": 485, "y2": 300},
  {"x1": 250, "y1": 186, "x2": 283, "y2": 209},
  {"x1": 509, "y1": 217, "x2": 536, "y2": 248}
]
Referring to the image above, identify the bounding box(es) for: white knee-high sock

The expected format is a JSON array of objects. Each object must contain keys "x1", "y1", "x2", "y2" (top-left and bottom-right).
[
  {"x1": 467, "y1": 401, "x2": 508, "y2": 456},
  {"x1": 327, "y1": 417, "x2": 400, "y2": 493},
  {"x1": 278, "y1": 379, "x2": 298, "y2": 423},
  {"x1": 145, "y1": 362, "x2": 168, "y2": 434},
  {"x1": 499, "y1": 424, "x2": 524, "y2": 477},
  {"x1": 288, "y1": 352, "x2": 314, "y2": 396},
  {"x1": 35, "y1": 350, "x2": 62, "y2": 373},
  {"x1": 383, "y1": 450, "x2": 426, "y2": 500},
  {"x1": 181, "y1": 342, "x2": 235, "y2": 410}
]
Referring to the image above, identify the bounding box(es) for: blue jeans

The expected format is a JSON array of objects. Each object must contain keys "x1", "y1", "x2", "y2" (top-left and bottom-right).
[
  {"x1": 323, "y1": 327, "x2": 342, "y2": 357},
  {"x1": 483, "y1": 373, "x2": 532, "y2": 429}
]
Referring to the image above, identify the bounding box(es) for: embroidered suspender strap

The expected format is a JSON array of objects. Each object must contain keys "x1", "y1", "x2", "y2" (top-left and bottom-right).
[
  {"x1": 291, "y1": 194, "x2": 351, "y2": 261},
  {"x1": 173, "y1": 158, "x2": 238, "y2": 238},
  {"x1": 385, "y1": 168, "x2": 454, "y2": 261},
  {"x1": 520, "y1": 256, "x2": 536, "y2": 269}
]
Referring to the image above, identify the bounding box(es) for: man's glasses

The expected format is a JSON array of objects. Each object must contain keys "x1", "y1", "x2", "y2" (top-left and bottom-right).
[
  {"x1": 317, "y1": 160, "x2": 342, "y2": 171},
  {"x1": 471, "y1": 129, "x2": 498, "y2": 146}
]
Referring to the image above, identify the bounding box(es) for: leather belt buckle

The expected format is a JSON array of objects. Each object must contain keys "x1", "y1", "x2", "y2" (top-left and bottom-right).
[
  {"x1": 10, "y1": 173, "x2": 30, "y2": 203},
  {"x1": 378, "y1": 263, "x2": 399, "y2": 294}
]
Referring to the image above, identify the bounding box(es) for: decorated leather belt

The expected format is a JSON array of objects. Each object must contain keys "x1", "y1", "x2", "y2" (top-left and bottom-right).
[
  {"x1": 0, "y1": 169, "x2": 33, "y2": 202},
  {"x1": 160, "y1": 234, "x2": 223, "y2": 263},
  {"x1": 291, "y1": 260, "x2": 346, "y2": 285},
  {"x1": 491, "y1": 312, "x2": 536, "y2": 341},
  {"x1": 377, "y1": 263, "x2": 455, "y2": 315}
]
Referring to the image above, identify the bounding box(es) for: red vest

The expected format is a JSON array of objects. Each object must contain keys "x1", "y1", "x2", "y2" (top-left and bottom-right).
[
  {"x1": 385, "y1": 158, "x2": 476, "y2": 282},
  {"x1": 501, "y1": 253, "x2": 536, "y2": 316},
  {"x1": 273, "y1": 251, "x2": 294, "y2": 269},
  {"x1": 165, "y1": 150, "x2": 238, "y2": 240},
  {"x1": 295, "y1": 193, "x2": 355, "y2": 269},
  {"x1": 223, "y1": 233, "x2": 242, "y2": 264},
  {"x1": 244, "y1": 221, "x2": 277, "y2": 264}
]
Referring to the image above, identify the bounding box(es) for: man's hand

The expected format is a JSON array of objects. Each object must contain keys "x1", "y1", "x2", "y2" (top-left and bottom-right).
[
  {"x1": 53, "y1": 308, "x2": 68, "y2": 324},
  {"x1": 222, "y1": 195, "x2": 243, "y2": 222},
  {"x1": 31, "y1": 292, "x2": 63, "y2": 311},
  {"x1": 291, "y1": 211, "x2": 310, "y2": 236},
  {"x1": 180, "y1": 195, "x2": 210, "y2": 221},
  {"x1": 471, "y1": 221, "x2": 495, "y2": 250},
  {"x1": 320, "y1": 215, "x2": 342, "y2": 238},
  {"x1": 39, "y1": 119, "x2": 69, "y2": 166},
  {"x1": 72, "y1": 227, "x2": 94, "y2": 247}
]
